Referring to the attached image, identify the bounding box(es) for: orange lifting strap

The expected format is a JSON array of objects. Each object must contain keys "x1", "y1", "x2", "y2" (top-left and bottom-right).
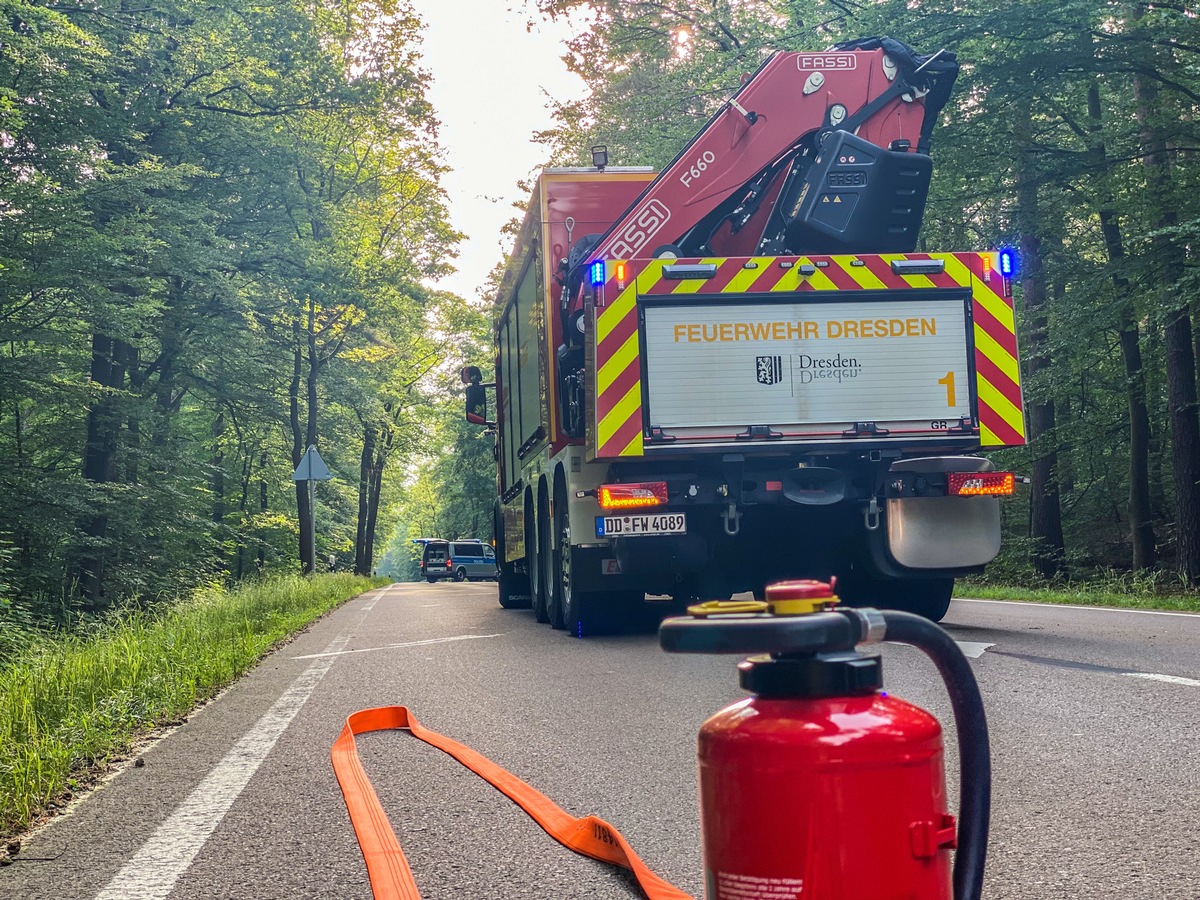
[{"x1": 332, "y1": 706, "x2": 693, "y2": 900}]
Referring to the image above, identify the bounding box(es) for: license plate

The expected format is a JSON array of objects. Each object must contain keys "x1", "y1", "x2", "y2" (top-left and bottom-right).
[{"x1": 596, "y1": 512, "x2": 687, "y2": 537}]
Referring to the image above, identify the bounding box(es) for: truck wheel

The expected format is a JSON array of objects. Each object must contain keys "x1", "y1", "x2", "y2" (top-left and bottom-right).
[
  {"x1": 526, "y1": 493, "x2": 548, "y2": 623},
  {"x1": 540, "y1": 487, "x2": 562, "y2": 629},
  {"x1": 898, "y1": 578, "x2": 954, "y2": 622},
  {"x1": 840, "y1": 576, "x2": 954, "y2": 623},
  {"x1": 552, "y1": 482, "x2": 574, "y2": 631},
  {"x1": 426, "y1": 577, "x2": 436, "y2": 584},
  {"x1": 453, "y1": 567, "x2": 467, "y2": 582},
  {"x1": 554, "y1": 481, "x2": 642, "y2": 637}
]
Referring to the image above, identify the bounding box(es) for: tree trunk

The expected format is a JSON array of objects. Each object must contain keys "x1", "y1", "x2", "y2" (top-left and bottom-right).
[
  {"x1": 212, "y1": 412, "x2": 226, "y2": 527},
  {"x1": 290, "y1": 319, "x2": 312, "y2": 575},
  {"x1": 355, "y1": 423, "x2": 376, "y2": 575},
  {"x1": 1164, "y1": 310, "x2": 1200, "y2": 582},
  {"x1": 78, "y1": 333, "x2": 127, "y2": 608},
  {"x1": 364, "y1": 437, "x2": 387, "y2": 576},
  {"x1": 257, "y1": 451, "x2": 268, "y2": 574},
  {"x1": 1013, "y1": 106, "x2": 1066, "y2": 578},
  {"x1": 1087, "y1": 77, "x2": 1156, "y2": 568},
  {"x1": 1134, "y1": 60, "x2": 1200, "y2": 583}
]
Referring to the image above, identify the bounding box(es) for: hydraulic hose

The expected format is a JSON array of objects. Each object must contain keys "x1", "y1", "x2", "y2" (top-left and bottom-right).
[{"x1": 881, "y1": 610, "x2": 990, "y2": 900}]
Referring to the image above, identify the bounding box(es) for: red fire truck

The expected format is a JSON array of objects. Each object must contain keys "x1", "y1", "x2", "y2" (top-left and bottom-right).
[{"x1": 463, "y1": 38, "x2": 1024, "y2": 636}]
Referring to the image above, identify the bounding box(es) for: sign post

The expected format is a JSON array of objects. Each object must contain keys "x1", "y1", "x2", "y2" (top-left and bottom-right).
[{"x1": 292, "y1": 445, "x2": 333, "y2": 574}]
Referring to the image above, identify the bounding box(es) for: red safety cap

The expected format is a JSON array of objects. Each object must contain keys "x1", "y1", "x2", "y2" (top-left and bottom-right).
[{"x1": 765, "y1": 578, "x2": 836, "y2": 600}]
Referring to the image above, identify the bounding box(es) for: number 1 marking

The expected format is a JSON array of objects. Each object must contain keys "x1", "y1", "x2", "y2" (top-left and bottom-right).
[{"x1": 938, "y1": 371, "x2": 957, "y2": 407}]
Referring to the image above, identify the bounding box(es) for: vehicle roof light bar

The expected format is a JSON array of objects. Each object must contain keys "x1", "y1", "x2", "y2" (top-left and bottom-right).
[
  {"x1": 890, "y1": 258, "x2": 946, "y2": 275},
  {"x1": 662, "y1": 263, "x2": 719, "y2": 280}
]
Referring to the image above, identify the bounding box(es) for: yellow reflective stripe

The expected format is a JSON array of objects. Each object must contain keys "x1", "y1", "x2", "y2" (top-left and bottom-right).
[
  {"x1": 976, "y1": 377, "x2": 1025, "y2": 438},
  {"x1": 979, "y1": 423, "x2": 1003, "y2": 447},
  {"x1": 940, "y1": 253, "x2": 977, "y2": 288},
  {"x1": 972, "y1": 283, "x2": 1015, "y2": 333},
  {"x1": 800, "y1": 266, "x2": 840, "y2": 291},
  {"x1": 943, "y1": 257, "x2": 1016, "y2": 334},
  {"x1": 637, "y1": 262, "x2": 666, "y2": 293},
  {"x1": 835, "y1": 258, "x2": 886, "y2": 290},
  {"x1": 974, "y1": 325, "x2": 1021, "y2": 386},
  {"x1": 596, "y1": 283, "x2": 638, "y2": 345},
  {"x1": 597, "y1": 380, "x2": 641, "y2": 448},
  {"x1": 769, "y1": 269, "x2": 800, "y2": 291},
  {"x1": 616, "y1": 431, "x2": 643, "y2": 457},
  {"x1": 725, "y1": 257, "x2": 777, "y2": 293},
  {"x1": 597, "y1": 331, "x2": 639, "y2": 393}
]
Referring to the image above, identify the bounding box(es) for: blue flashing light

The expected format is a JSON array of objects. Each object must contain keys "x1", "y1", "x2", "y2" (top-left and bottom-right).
[
  {"x1": 589, "y1": 260, "x2": 606, "y2": 287},
  {"x1": 998, "y1": 247, "x2": 1018, "y2": 278}
]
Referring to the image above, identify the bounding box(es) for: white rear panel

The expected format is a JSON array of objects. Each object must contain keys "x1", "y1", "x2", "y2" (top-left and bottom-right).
[{"x1": 642, "y1": 295, "x2": 972, "y2": 434}]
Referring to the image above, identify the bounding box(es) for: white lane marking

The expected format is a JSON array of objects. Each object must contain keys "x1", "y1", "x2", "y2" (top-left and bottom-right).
[
  {"x1": 955, "y1": 598, "x2": 1200, "y2": 618},
  {"x1": 291, "y1": 633, "x2": 505, "y2": 660},
  {"x1": 954, "y1": 641, "x2": 995, "y2": 659},
  {"x1": 894, "y1": 641, "x2": 994, "y2": 659},
  {"x1": 97, "y1": 628, "x2": 358, "y2": 899},
  {"x1": 1123, "y1": 672, "x2": 1200, "y2": 687}
]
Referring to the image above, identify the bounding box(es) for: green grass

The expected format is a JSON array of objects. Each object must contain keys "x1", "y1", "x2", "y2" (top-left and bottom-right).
[
  {"x1": 957, "y1": 578, "x2": 1200, "y2": 613},
  {"x1": 0, "y1": 574, "x2": 384, "y2": 838}
]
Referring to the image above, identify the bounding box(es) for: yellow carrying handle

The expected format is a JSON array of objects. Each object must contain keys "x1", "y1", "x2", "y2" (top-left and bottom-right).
[{"x1": 686, "y1": 600, "x2": 769, "y2": 617}]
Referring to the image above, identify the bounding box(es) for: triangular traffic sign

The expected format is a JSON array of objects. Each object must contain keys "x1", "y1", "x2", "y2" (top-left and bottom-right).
[{"x1": 292, "y1": 445, "x2": 333, "y2": 481}]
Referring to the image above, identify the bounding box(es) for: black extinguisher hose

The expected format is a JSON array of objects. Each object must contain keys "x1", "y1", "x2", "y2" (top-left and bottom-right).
[{"x1": 881, "y1": 610, "x2": 990, "y2": 900}]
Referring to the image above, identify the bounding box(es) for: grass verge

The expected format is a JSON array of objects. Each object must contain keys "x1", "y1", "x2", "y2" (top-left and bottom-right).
[
  {"x1": 956, "y1": 580, "x2": 1200, "y2": 613},
  {"x1": 0, "y1": 573, "x2": 385, "y2": 840}
]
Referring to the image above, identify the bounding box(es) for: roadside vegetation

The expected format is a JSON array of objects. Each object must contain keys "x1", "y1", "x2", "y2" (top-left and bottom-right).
[
  {"x1": 0, "y1": 574, "x2": 382, "y2": 841},
  {"x1": 958, "y1": 576, "x2": 1199, "y2": 614}
]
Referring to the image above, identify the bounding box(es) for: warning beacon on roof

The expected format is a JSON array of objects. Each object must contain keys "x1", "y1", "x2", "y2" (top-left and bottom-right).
[{"x1": 641, "y1": 295, "x2": 973, "y2": 437}]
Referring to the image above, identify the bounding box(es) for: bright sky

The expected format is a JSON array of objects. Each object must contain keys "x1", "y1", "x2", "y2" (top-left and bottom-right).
[{"x1": 410, "y1": 1, "x2": 587, "y2": 302}]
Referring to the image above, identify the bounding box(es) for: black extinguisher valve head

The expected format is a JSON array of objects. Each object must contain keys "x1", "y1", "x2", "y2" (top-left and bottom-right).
[{"x1": 738, "y1": 651, "x2": 883, "y2": 698}]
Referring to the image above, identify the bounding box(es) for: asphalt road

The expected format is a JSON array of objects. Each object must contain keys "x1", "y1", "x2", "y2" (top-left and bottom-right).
[{"x1": 2, "y1": 583, "x2": 1198, "y2": 900}]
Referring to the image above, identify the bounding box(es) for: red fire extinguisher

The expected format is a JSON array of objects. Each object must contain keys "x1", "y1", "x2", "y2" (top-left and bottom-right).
[{"x1": 661, "y1": 580, "x2": 990, "y2": 900}]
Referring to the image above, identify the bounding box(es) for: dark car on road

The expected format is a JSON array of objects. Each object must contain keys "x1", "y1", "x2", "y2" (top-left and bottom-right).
[{"x1": 420, "y1": 539, "x2": 498, "y2": 583}]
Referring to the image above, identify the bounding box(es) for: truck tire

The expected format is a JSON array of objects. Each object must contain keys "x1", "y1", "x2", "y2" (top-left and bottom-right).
[
  {"x1": 899, "y1": 578, "x2": 954, "y2": 622},
  {"x1": 840, "y1": 576, "x2": 954, "y2": 623},
  {"x1": 453, "y1": 567, "x2": 467, "y2": 582},
  {"x1": 539, "y1": 486, "x2": 562, "y2": 629},
  {"x1": 554, "y1": 482, "x2": 640, "y2": 637},
  {"x1": 526, "y1": 492, "x2": 549, "y2": 623}
]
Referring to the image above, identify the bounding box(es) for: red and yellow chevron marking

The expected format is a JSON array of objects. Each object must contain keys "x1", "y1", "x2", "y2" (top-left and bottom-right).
[
  {"x1": 594, "y1": 268, "x2": 644, "y2": 458},
  {"x1": 591, "y1": 253, "x2": 1025, "y2": 458},
  {"x1": 944, "y1": 253, "x2": 1026, "y2": 447}
]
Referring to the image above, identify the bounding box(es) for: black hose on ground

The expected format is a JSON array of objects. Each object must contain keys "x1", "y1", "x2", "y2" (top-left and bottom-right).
[{"x1": 881, "y1": 610, "x2": 991, "y2": 900}]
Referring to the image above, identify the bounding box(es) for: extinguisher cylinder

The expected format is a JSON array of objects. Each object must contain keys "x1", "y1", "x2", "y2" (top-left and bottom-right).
[{"x1": 698, "y1": 691, "x2": 954, "y2": 900}]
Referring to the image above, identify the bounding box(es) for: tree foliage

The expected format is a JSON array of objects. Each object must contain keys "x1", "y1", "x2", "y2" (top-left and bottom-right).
[
  {"x1": 0, "y1": 0, "x2": 474, "y2": 620},
  {"x1": 6, "y1": 0, "x2": 1200, "y2": 613},
  {"x1": 527, "y1": 0, "x2": 1200, "y2": 585}
]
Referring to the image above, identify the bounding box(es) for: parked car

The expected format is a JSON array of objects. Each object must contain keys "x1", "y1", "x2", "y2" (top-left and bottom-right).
[{"x1": 420, "y1": 539, "x2": 498, "y2": 583}]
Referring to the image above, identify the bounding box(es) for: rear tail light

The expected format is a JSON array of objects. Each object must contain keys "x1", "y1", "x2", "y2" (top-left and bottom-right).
[
  {"x1": 947, "y1": 472, "x2": 1016, "y2": 496},
  {"x1": 598, "y1": 481, "x2": 668, "y2": 510}
]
